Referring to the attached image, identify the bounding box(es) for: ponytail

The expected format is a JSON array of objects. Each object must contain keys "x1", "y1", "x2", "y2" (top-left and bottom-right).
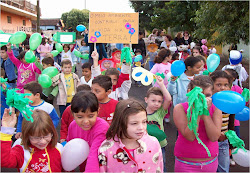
[{"x1": 154, "y1": 48, "x2": 171, "y2": 63}]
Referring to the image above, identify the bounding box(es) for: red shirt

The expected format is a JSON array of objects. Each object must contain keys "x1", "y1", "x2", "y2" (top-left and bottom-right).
[
  {"x1": 60, "y1": 105, "x2": 74, "y2": 140},
  {"x1": 98, "y1": 99, "x2": 118, "y2": 125}
]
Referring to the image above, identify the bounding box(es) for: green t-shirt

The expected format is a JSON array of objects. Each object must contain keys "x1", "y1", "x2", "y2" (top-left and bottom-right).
[{"x1": 147, "y1": 106, "x2": 168, "y2": 147}]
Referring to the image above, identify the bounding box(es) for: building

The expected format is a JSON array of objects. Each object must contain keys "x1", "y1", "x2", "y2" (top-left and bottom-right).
[{"x1": 0, "y1": 0, "x2": 38, "y2": 34}]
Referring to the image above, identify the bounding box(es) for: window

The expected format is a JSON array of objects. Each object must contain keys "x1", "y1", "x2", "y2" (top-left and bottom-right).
[
  {"x1": 7, "y1": 16, "x2": 11, "y2": 23},
  {"x1": 23, "y1": 20, "x2": 26, "y2": 26}
]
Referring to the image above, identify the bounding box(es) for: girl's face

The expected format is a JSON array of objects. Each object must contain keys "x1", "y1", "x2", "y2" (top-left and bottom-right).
[
  {"x1": 192, "y1": 49, "x2": 200, "y2": 57},
  {"x1": 64, "y1": 46, "x2": 69, "y2": 52},
  {"x1": 73, "y1": 109, "x2": 98, "y2": 131},
  {"x1": 126, "y1": 111, "x2": 147, "y2": 140},
  {"x1": 81, "y1": 41, "x2": 86, "y2": 46},
  {"x1": 213, "y1": 77, "x2": 231, "y2": 93},
  {"x1": 29, "y1": 133, "x2": 53, "y2": 150},
  {"x1": 203, "y1": 86, "x2": 213, "y2": 97},
  {"x1": 188, "y1": 61, "x2": 203, "y2": 75}
]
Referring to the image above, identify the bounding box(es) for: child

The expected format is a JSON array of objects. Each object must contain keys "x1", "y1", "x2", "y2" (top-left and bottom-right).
[
  {"x1": 98, "y1": 99, "x2": 163, "y2": 172},
  {"x1": 79, "y1": 39, "x2": 89, "y2": 64},
  {"x1": 191, "y1": 46, "x2": 205, "y2": 57},
  {"x1": 210, "y1": 70, "x2": 236, "y2": 172},
  {"x1": 60, "y1": 84, "x2": 91, "y2": 143},
  {"x1": 0, "y1": 45, "x2": 17, "y2": 89},
  {"x1": 170, "y1": 52, "x2": 179, "y2": 64},
  {"x1": 37, "y1": 37, "x2": 51, "y2": 62},
  {"x1": 145, "y1": 76, "x2": 172, "y2": 172},
  {"x1": 52, "y1": 59, "x2": 80, "y2": 116},
  {"x1": 197, "y1": 55, "x2": 207, "y2": 75},
  {"x1": 1, "y1": 68, "x2": 10, "y2": 119},
  {"x1": 132, "y1": 49, "x2": 144, "y2": 68},
  {"x1": 60, "y1": 44, "x2": 73, "y2": 66},
  {"x1": 92, "y1": 50, "x2": 131, "y2": 101},
  {"x1": 1, "y1": 109, "x2": 63, "y2": 172},
  {"x1": 150, "y1": 48, "x2": 172, "y2": 88},
  {"x1": 146, "y1": 43, "x2": 158, "y2": 70},
  {"x1": 6, "y1": 43, "x2": 41, "y2": 93},
  {"x1": 15, "y1": 81, "x2": 59, "y2": 139},
  {"x1": 80, "y1": 62, "x2": 93, "y2": 86},
  {"x1": 173, "y1": 75, "x2": 222, "y2": 172},
  {"x1": 92, "y1": 75, "x2": 118, "y2": 125},
  {"x1": 66, "y1": 91, "x2": 109, "y2": 172},
  {"x1": 40, "y1": 57, "x2": 59, "y2": 104},
  {"x1": 168, "y1": 56, "x2": 203, "y2": 107}
]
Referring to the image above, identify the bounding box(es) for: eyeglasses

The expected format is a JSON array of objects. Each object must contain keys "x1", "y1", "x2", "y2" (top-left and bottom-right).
[{"x1": 29, "y1": 133, "x2": 53, "y2": 142}]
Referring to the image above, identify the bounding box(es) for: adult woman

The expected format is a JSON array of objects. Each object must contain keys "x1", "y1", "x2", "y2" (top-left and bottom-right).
[
  {"x1": 160, "y1": 34, "x2": 176, "y2": 49},
  {"x1": 174, "y1": 32, "x2": 184, "y2": 46},
  {"x1": 148, "y1": 28, "x2": 158, "y2": 43}
]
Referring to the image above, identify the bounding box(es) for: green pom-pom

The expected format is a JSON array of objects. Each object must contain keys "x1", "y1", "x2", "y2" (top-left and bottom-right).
[
  {"x1": 225, "y1": 130, "x2": 246, "y2": 151},
  {"x1": 121, "y1": 47, "x2": 132, "y2": 64},
  {"x1": 242, "y1": 88, "x2": 249, "y2": 102}
]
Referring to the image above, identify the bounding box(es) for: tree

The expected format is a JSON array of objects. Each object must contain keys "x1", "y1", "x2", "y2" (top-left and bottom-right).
[
  {"x1": 194, "y1": 1, "x2": 249, "y2": 45},
  {"x1": 61, "y1": 9, "x2": 90, "y2": 32}
]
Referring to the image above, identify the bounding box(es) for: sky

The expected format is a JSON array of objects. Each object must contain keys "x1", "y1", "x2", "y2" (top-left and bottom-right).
[{"x1": 29, "y1": 0, "x2": 135, "y2": 19}]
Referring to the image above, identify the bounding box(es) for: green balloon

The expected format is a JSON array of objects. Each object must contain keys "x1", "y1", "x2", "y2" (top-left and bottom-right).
[
  {"x1": 55, "y1": 43, "x2": 63, "y2": 52},
  {"x1": 53, "y1": 32, "x2": 58, "y2": 42},
  {"x1": 51, "y1": 50, "x2": 59, "y2": 57},
  {"x1": 9, "y1": 31, "x2": 26, "y2": 44},
  {"x1": 0, "y1": 30, "x2": 4, "y2": 34},
  {"x1": 81, "y1": 54, "x2": 89, "y2": 59},
  {"x1": 38, "y1": 74, "x2": 52, "y2": 88},
  {"x1": 29, "y1": 33, "x2": 42, "y2": 50},
  {"x1": 42, "y1": 66, "x2": 59, "y2": 78},
  {"x1": 74, "y1": 50, "x2": 81, "y2": 57},
  {"x1": 25, "y1": 50, "x2": 36, "y2": 63}
]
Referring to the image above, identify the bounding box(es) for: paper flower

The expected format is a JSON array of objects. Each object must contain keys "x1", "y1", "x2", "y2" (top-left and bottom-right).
[
  {"x1": 90, "y1": 36, "x2": 97, "y2": 43},
  {"x1": 129, "y1": 28, "x2": 135, "y2": 35},
  {"x1": 125, "y1": 23, "x2": 131, "y2": 29},
  {"x1": 94, "y1": 31, "x2": 101, "y2": 38}
]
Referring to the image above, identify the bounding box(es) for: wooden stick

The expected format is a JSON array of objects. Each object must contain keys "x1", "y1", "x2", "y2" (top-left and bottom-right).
[{"x1": 94, "y1": 42, "x2": 96, "y2": 51}]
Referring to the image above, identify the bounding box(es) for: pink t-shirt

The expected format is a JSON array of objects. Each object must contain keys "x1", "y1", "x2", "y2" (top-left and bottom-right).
[
  {"x1": 174, "y1": 102, "x2": 219, "y2": 158},
  {"x1": 150, "y1": 62, "x2": 171, "y2": 88},
  {"x1": 231, "y1": 85, "x2": 243, "y2": 126},
  {"x1": 37, "y1": 44, "x2": 52, "y2": 57},
  {"x1": 7, "y1": 51, "x2": 41, "y2": 93}
]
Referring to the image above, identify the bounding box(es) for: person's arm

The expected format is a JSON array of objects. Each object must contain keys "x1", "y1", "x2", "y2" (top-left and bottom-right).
[
  {"x1": 155, "y1": 76, "x2": 172, "y2": 111},
  {"x1": 91, "y1": 50, "x2": 101, "y2": 77},
  {"x1": 33, "y1": 63, "x2": 41, "y2": 74},
  {"x1": 173, "y1": 104, "x2": 199, "y2": 141},
  {"x1": 167, "y1": 76, "x2": 178, "y2": 96},
  {"x1": 6, "y1": 43, "x2": 21, "y2": 67},
  {"x1": 50, "y1": 85, "x2": 59, "y2": 98},
  {"x1": 49, "y1": 108, "x2": 60, "y2": 128},
  {"x1": 34, "y1": 57, "x2": 43, "y2": 71},
  {"x1": 37, "y1": 45, "x2": 42, "y2": 53},
  {"x1": 60, "y1": 107, "x2": 71, "y2": 142}
]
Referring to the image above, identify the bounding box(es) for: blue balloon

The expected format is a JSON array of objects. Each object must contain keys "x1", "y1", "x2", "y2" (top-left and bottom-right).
[
  {"x1": 171, "y1": 60, "x2": 185, "y2": 76},
  {"x1": 76, "y1": 25, "x2": 86, "y2": 32},
  {"x1": 134, "y1": 55, "x2": 143, "y2": 62},
  {"x1": 61, "y1": 141, "x2": 67, "y2": 147},
  {"x1": 207, "y1": 53, "x2": 220, "y2": 72},
  {"x1": 235, "y1": 106, "x2": 249, "y2": 121},
  {"x1": 212, "y1": 91, "x2": 245, "y2": 114}
]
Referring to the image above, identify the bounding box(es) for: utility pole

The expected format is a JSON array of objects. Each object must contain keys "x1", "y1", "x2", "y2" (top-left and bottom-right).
[{"x1": 36, "y1": 0, "x2": 40, "y2": 33}]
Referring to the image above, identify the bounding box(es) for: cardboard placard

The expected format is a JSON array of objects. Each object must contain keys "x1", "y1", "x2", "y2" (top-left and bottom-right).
[
  {"x1": 56, "y1": 32, "x2": 76, "y2": 44},
  {"x1": 0, "y1": 33, "x2": 12, "y2": 44},
  {"x1": 88, "y1": 12, "x2": 139, "y2": 44}
]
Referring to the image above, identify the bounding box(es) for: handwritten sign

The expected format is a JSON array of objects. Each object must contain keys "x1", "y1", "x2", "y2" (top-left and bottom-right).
[
  {"x1": 56, "y1": 32, "x2": 76, "y2": 44},
  {"x1": 88, "y1": 12, "x2": 139, "y2": 44},
  {"x1": 0, "y1": 33, "x2": 12, "y2": 44}
]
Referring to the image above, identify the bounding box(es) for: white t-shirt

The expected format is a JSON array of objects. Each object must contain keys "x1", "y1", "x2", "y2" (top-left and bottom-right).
[
  {"x1": 61, "y1": 50, "x2": 73, "y2": 66},
  {"x1": 80, "y1": 76, "x2": 93, "y2": 87}
]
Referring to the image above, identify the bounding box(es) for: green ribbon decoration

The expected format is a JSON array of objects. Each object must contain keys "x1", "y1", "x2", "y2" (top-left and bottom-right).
[
  {"x1": 186, "y1": 86, "x2": 211, "y2": 157},
  {"x1": 120, "y1": 47, "x2": 133, "y2": 65},
  {"x1": 225, "y1": 130, "x2": 246, "y2": 154},
  {"x1": 6, "y1": 89, "x2": 34, "y2": 122},
  {"x1": 241, "y1": 88, "x2": 249, "y2": 102},
  {"x1": 0, "y1": 77, "x2": 8, "y2": 92},
  {"x1": 153, "y1": 72, "x2": 165, "y2": 83}
]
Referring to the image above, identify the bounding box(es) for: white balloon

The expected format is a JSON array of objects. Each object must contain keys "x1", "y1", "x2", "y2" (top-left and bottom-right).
[
  {"x1": 61, "y1": 138, "x2": 90, "y2": 171},
  {"x1": 12, "y1": 138, "x2": 22, "y2": 148},
  {"x1": 190, "y1": 42, "x2": 196, "y2": 49},
  {"x1": 166, "y1": 72, "x2": 172, "y2": 81},
  {"x1": 169, "y1": 47, "x2": 177, "y2": 52},
  {"x1": 232, "y1": 148, "x2": 250, "y2": 167}
]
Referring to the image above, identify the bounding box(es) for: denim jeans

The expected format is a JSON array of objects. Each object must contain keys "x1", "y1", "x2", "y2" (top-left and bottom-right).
[
  {"x1": 149, "y1": 61, "x2": 155, "y2": 70},
  {"x1": 162, "y1": 147, "x2": 167, "y2": 172},
  {"x1": 59, "y1": 103, "x2": 71, "y2": 117},
  {"x1": 217, "y1": 139, "x2": 230, "y2": 173}
]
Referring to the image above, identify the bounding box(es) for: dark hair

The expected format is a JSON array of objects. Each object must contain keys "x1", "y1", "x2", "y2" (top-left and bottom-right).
[
  {"x1": 105, "y1": 68, "x2": 119, "y2": 80},
  {"x1": 63, "y1": 44, "x2": 70, "y2": 49},
  {"x1": 61, "y1": 59, "x2": 72, "y2": 67},
  {"x1": 152, "y1": 28, "x2": 158, "y2": 34},
  {"x1": 210, "y1": 70, "x2": 233, "y2": 85},
  {"x1": 17, "y1": 51, "x2": 26, "y2": 60},
  {"x1": 82, "y1": 62, "x2": 92, "y2": 70},
  {"x1": 92, "y1": 75, "x2": 112, "y2": 92},
  {"x1": 184, "y1": 31, "x2": 189, "y2": 36},
  {"x1": 76, "y1": 84, "x2": 91, "y2": 92},
  {"x1": 192, "y1": 46, "x2": 205, "y2": 56},
  {"x1": 184, "y1": 56, "x2": 201, "y2": 69},
  {"x1": 1, "y1": 45, "x2": 7, "y2": 51},
  {"x1": 135, "y1": 49, "x2": 142, "y2": 54},
  {"x1": 21, "y1": 109, "x2": 58, "y2": 151},
  {"x1": 23, "y1": 81, "x2": 43, "y2": 97},
  {"x1": 42, "y1": 57, "x2": 54, "y2": 66},
  {"x1": 163, "y1": 34, "x2": 172, "y2": 41},
  {"x1": 196, "y1": 55, "x2": 206, "y2": 64},
  {"x1": 24, "y1": 45, "x2": 30, "y2": 50},
  {"x1": 172, "y1": 52, "x2": 179, "y2": 61},
  {"x1": 224, "y1": 68, "x2": 239, "y2": 80},
  {"x1": 139, "y1": 31, "x2": 144, "y2": 36},
  {"x1": 146, "y1": 87, "x2": 164, "y2": 98},
  {"x1": 154, "y1": 48, "x2": 171, "y2": 63},
  {"x1": 176, "y1": 32, "x2": 182, "y2": 39},
  {"x1": 106, "y1": 98, "x2": 146, "y2": 141},
  {"x1": 188, "y1": 75, "x2": 213, "y2": 91},
  {"x1": 71, "y1": 91, "x2": 99, "y2": 113},
  {"x1": 41, "y1": 37, "x2": 47, "y2": 45}
]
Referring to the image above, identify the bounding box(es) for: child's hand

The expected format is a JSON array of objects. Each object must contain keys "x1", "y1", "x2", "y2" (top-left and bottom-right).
[
  {"x1": 155, "y1": 75, "x2": 164, "y2": 86},
  {"x1": 15, "y1": 132, "x2": 22, "y2": 139},
  {"x1": 206, "y1": 97, "x2": 212, "y2": 110},
  {"x1": 170, "y1": 75, "x2": 178, "y2": 81},
  {"x1": 91, "y1": 50, "x2": 99, "y2": 61},
  {"x1": 60, "y1": 139, "x2": 66, "y2": 143},
  {"x1": 1, "y1": 83, "x2": 7, "y2": 90},
  {"x1": 2, "y1": 108, "x2": 17, "y2": 128},
  {"x1": 6, "y1": 43, "x2": 12, "y2": 52}
]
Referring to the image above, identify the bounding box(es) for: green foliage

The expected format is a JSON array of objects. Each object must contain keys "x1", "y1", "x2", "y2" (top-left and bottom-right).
[
  {"x1": 193, "y1": 1, "x2": 249, "y2": 45},
  {"x1": 61, "y1": 9, "x2": 90, "y2": 32}
]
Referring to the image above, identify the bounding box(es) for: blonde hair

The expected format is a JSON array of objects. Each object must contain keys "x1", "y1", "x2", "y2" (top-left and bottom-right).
[{"x1": 21, "y1": 109, "x2": 58, "y2": 150}]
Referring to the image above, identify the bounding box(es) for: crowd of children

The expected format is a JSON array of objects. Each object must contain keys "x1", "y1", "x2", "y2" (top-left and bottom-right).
[{"x1": 0, "y1": 30, "x2": 249, "y2": 173}]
